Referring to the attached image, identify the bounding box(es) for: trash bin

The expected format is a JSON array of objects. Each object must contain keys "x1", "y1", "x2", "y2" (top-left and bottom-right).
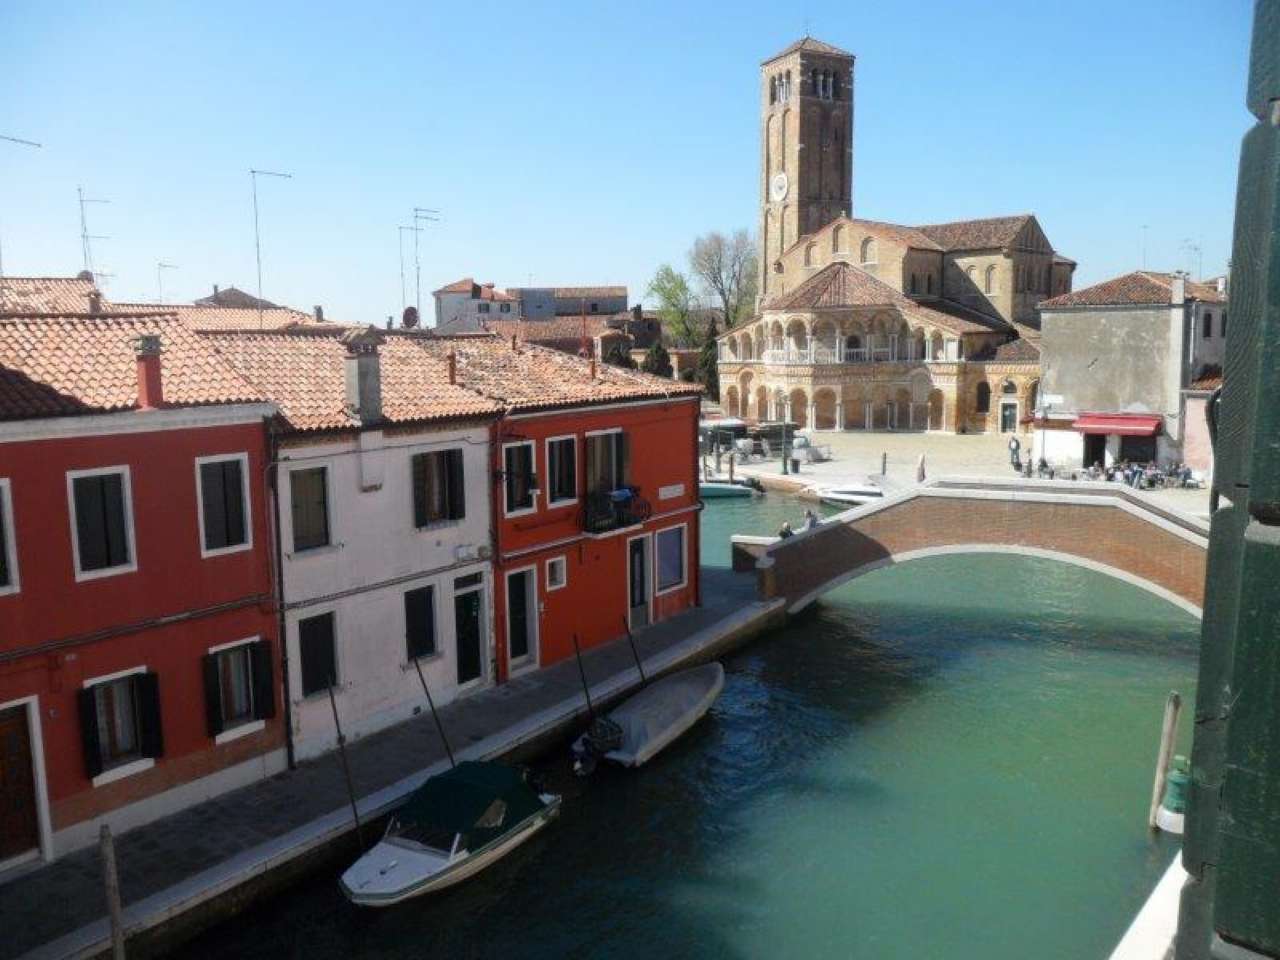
[{"x1": 790, "y1": 457, "x2": 801, "y2": 473}]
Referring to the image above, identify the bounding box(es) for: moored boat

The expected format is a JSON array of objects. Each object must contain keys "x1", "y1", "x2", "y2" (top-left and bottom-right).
[
  {"x1": 816, "y1": 482, "x2": 885, "y2": 509},
  {"x1": 340, "y1": 761, "x2": 560, "y2": 907},
  {"x1": 699, "y1": 480, "x2": 755, "y2": 498}
]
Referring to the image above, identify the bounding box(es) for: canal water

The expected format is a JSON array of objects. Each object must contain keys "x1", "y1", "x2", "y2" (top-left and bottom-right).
[{"x1": 186, "y1": 495, "x2": 1199, "y2": 959}]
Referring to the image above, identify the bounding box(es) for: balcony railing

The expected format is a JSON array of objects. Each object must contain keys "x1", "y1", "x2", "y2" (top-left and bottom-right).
[
  {"x1": 722, "y1": 341, "x2": 957, "y2": 365},
  {"x1": 583, "y1": 486, "x2": 652, "y2": 534}
]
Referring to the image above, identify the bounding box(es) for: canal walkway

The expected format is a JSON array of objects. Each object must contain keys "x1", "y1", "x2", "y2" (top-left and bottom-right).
[{"x1": 2, "y1": 568, "x2": 776, "y2": 960}]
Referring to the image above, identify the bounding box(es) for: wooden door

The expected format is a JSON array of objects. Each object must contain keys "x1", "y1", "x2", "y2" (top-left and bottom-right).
[{"x1": 0, "y1": 706, "x2": 38, "y2": 861}]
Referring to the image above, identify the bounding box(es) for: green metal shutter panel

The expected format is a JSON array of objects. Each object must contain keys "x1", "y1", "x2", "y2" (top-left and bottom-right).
[
  {"x1": 617, "y1": 432, "x2": 630, "y2": 487},
  {"x1": 137, "y1": 672, "x2": 163, "y2": 759},
  {"x1": 101, "y1": 474, "x2": 129, "y2": 568},
  {"x1": 404, "y1": 586, "x2": 435, "y2": 659},
  {"x1": 0, "y1": 494, "x2": 8, "y2": 587},
  {"x1": 73, "y1": 477, "x2": 107, "y2": 571},
  {"x1": 251, "y1": 641, "x2": 276, "y2": 720},
  {"x1": 202, "y1": 654, "x2": 225, "y2": 738},
  {"x1": 300, "y1": 614, "x2": 337, "y2": 695},
  {"x1": 77, "y1": 687, "x2": 103, "y2": 779},
  {"x1": 200, "y1": 462, "x2": 228, "y2": 550},
  {"x1": 411, "y1": 453, "x2": 428, "y2": 527},
  {"x1": 222, "y1": 460, "x2": 246, "y2": 547},
  {"x1": 446, "y1": 449, "x2": 466, "y2": 520}
]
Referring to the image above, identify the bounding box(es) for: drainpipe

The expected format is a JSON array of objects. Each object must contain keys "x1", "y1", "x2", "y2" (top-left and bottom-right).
[
  {"x1": 488, "y1": 414, "x2": 507, "y2": 684},
  {"x1": 267, "y1": 421, "x2": 296, "y2": 770}
]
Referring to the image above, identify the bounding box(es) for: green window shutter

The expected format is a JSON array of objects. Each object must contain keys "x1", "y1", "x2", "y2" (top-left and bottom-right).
[
  {"x1": 222, "y1": 460, "x2": 246, "y2": 547},
  {"x1": 446, "y1": 450, "x2": 466, "y2": 520},
  {"x1": 0, "y1": 492, "x2": 9, "y2": 587},
  {"x1": 137, "y1": 672, "x2": 164, "y2": 759},
  {"x1": 299, "y1": 613, "x2": 336, "y2": 695},
  {"x1": 202, "y1": 653, "x2": 225, "y2": 738},
  {"x1": 77, "y1": 687, "x2": 104, "y2": 778},
  {"x1": 73, "y1": 476, "x2": 108, "y2": 571},
  {"x1": 411, "y1": 454, "x2": 428, "y2": 528},
  {"x1": 404, "y1": 586, "x2": 436, "y2": 659},
  {"x1": 200, "y1": 462, "x2": 228, "y2": 550},
  {"x1": 617, "y1": 432, "x2": 630, "y2": 487},
  {"x1": 251, "y1": 641, "x2": 276, "y2": 720},
  {"x1": 101, "y1": 473, "x2": 129, "y2": 568}
]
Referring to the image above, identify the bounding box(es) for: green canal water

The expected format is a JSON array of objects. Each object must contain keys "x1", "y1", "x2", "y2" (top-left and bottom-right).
[{"x1": 186, "y1": 496, "x2": 1199, "y2": 959}]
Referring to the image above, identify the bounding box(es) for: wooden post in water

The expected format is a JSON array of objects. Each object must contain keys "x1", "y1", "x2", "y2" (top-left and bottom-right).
[
  {"x1": 327, "y1": 682, "x2": 365, "y2": 848},
  {"x1": 728, "y1": 453, "x2": 735, "y2": 484},
  {"x1": 881, "y1": 451, "x2": 887, "y2": 476},
  {"x1": 99, "y1": 824, "x2": 126, "y2": 960},
  {"x1": 1148, "y1": 691, "x2": 1182, "y2": 830}
]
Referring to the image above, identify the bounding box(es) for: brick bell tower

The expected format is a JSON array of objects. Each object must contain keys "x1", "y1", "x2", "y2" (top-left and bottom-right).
[{"x1": 758, "y1": 38, "x2": 855, "y2": 302}]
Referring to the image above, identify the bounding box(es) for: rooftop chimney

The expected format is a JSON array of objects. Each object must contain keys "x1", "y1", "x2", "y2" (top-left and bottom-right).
[
  {"x1": 88, "y1": 290, "x2": 102, "y2": 315},
  {"x1": 341, "y1": 326, "x2": 385, "y2": 425},
  {"x1": 1171, "y1": 273, "x2": 1186, "y2": 305},
  {"x1": 134, "y1": 334, "x2": 164, "y2": 410},
  {"x1": 314, "y1": 305, "x2": 325, "y2": 323},
  {"x1": 213, "y1": 284, "x2": 219, "y2": 296}
]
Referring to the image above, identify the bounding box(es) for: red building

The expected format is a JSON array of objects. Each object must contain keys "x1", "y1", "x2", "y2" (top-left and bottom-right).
[
  {"x1": 419, "y1": 337, "x2": 704, "y2": 678},
  {"x1": 0, "y1": 314, "x2": 278, "y2": 867}
]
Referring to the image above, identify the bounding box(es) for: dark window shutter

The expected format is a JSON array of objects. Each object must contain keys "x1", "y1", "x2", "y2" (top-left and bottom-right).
[
  {"x1": 137, "y1": 672, "x2": 164, "y2": 759},
  {"x1": 291, "y1": 469, "x2": 329, "y2": 550},
  {"x1": 73, "y1": 477, "x2": 107, "y2": 571},
  {"x1": 202, "y1": 653, "x2": 225, "y2": 738},
  {"x1": 77, "y1": 687, "x2": 104, "y2": 779},
  {"x1": 405, "y1": 586, "x2": 436, "y2": 659},
  {"x1": 446, "y1": 450, "x2": 465, "y2": 520},
  {"x1": 300, "y1": 614, "x2": 336, "y2": 695},
  {"x1": 200, "y1": 462, "x2": 228, "y2": 550},
  {"x1": 411, "y1": 454, "x2": 428, "y2": 527},
  {"x1": 617, "y1": 432, "x2": 630, "y2": 486},
  {"x1": 0, "y1": 493, "x2": 9, "y2": 587},
  {"x1": 101, "y1": 473, "x2": 129, "y2": 568},
  {"x1": 222, "y1": 460, "x2": 246, "y2": 547},
  {"x1": 504, "y1": 448, "x2": 518, "y2": 510},
  {"x1": 251, "y1": 641, "x2": 276, "y2": 720}
]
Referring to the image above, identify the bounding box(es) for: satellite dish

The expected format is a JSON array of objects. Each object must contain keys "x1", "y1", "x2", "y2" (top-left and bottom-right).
[{"x1": 402, "y1": 306, "x2": 420, "y2": 329}]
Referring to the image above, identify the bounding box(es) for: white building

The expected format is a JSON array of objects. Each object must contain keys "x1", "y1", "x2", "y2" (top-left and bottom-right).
[
  {"x1": 432, "y1": 277, "x2": 518, "y2": 333},
  {"x1": 203, "y1": 326, "x2": 502, "y2": 760}
]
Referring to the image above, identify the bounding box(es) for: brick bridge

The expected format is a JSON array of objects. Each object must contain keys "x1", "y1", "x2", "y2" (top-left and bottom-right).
[{"x1": 732, "y1": 478, "x2": 1209, "y2": 618}]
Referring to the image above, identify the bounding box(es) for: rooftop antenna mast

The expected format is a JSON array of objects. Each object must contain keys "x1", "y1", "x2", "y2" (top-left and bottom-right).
[
  {"x1": 1141, "y1": 224, "x2": 1149, "y2": 270},
  {"x1": 156, "y1": 261, "x2": 179, "y2": 304},
  {"x1": 1180, "y1": 238, "x2": 1203, "y2": 281},
  {"x1": 398, "y1": 224, "x2": 423, "y2": 316},
  {"x1": 77, "y1": 185, "x2": 110, "y2": 277},
  {"x1": 412, "y1": 206, "x2": 439, "y2": 318},
  {"x1": 0, "y1": 135, "x2": 42, "y2": 282},
  {"x1": 250, "y1": 168, "x2": 292, "y2": 329}
]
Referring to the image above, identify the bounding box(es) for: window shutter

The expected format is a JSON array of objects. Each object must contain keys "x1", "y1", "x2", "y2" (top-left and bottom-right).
[
  {"x1": 73, "y1": 477, "x2": 107, "y2": 571},
  {"x1": 0, "y1": 497, "x2": 9, "y2": 586},
  {"x1": 411, "y1": 454, "x2": 428, "y2": 528},
  {"x1": 404, "y1": 586, "x2": 435, "y2": 659},
  {"x1": 101, "y1": 473, "x2": 129, "y2": 567},
  {"x1": 251, "y1": 641, "x2": 276, "y2": 720},
  {"x1": 446, "y1": 450, "x2": 465, "y2": 520},
  {"x1": 223, "y1": 461, "x2": 246, "y2": 547},
  {"x1": 504, "y1": 449, "x2": 518, "y2": 510},
  {"x1": 200, "y1": 463, "x2": 228, "y2": 550},
  {"x1": 617, "y1": 433, "x2": 631, "y2": 486},
  {"x1": 202, "y1": 653, "x2": 225, "y2": 738},
  {"x1": 77, "y1": 687, "x2": 104, "y2": 779},
  {"x1": 137, "y1": 672, "x2": 165, "y2": 759}
]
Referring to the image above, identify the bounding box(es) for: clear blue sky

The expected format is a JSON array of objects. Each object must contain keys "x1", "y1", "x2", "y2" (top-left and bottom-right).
[{"x1": 1, "y1": 0, "x2": 1254, "y2": 322}]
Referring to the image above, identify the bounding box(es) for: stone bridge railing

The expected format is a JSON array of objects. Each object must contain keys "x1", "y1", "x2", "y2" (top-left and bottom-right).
[{"x1": 732, "y1": 477, "x2": 1210, "y2": 617}]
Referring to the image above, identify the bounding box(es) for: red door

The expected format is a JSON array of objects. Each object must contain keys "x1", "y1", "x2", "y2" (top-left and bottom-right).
[{"x1": 0, "y1": 706, "x2": 39, "y2": 861}]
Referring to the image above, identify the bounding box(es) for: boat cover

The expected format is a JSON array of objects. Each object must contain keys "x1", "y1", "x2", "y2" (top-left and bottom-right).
[
  {"x1": 399, "y1": 761, "x2": 544, "y2": 849},
  {"x1": 606, "y1": 662, "x2": 725, "y2": 767}
]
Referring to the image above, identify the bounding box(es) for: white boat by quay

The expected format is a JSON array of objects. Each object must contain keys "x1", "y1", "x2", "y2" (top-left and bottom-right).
[
  {"x1": 816, "y1": 482, "x2": 885, "y2": 509},
  {"x1": 572, "y1": 661, "x2": 725, "y2": 774},
  {"x1": 340, "y1": 761, "x2": 560, "y2": 907}
]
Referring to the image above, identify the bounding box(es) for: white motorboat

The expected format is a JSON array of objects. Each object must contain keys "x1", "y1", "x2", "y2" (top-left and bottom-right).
[
  {"x1": 340, "y1": 761, "x2": 560, "y2": 907},
  {"x1": 816, "y1": 482, "x2": 885, "y2": 508},
  {"x1": 572, "y1": 662, "x2": 725, "y2": 774},
  {"x1": 699, "y1": 479, "x2": 757, "y2": 498}
]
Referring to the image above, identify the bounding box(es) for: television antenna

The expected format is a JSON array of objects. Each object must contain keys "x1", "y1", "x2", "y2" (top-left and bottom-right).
[
  {"x1": 398, "y1": 224, "x2": 423, "y2": 314},
  {"x1": 412, "y1": 207, "x2": 439, "y2": 317},
  {"x1": 156, "y1": 261, "x2": 179, "y2": 304},
  {"x1": 250, "y1": 168, "x2": 292, "y2": 327},
  {"x1": 0, "y1": 134, "x2": 42, "y2": 281},
  {"x1": 77, "y1": 185, "x2": 110, "y2": 276}
]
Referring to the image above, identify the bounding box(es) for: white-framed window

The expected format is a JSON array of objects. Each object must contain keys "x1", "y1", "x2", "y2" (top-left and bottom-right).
[
  {"x1": 411, "y1": 449, "x2": 466, "y2": 526},
  {"x1": 503, "y1": 441, "x2": 538, "y2": 516},
  {"x1": 298, "y1": 610, "x2": 338, "y2": 697},
  {"x1": 477, "y1": 302, "x2": 491, "y2": 314},
  {"x1": 79, "y1": 666, "x2": 162, "y2": 786},
  {"x1": 506, "y1": 565, "x2": 539, "y2": 669},
  {"x1": 195, "y1": 453, "x2": 252, "y2": 558},
  {"x1": 655, "y1": 524, "x2": 687, "y2": 595},
  {"x1": 585, "y1": 428, "x2": 628, "y2": 496},
  {"x1": 499, "y1": 303, "x2": 512, "y2": 314},
  {"x1": 289, "y1": 466, "x2": 331, "y2": 552},
  {"x1": 203, "y1": 637, "x2": 273, "y2": 744},
  {"x1": 545, "y1": 435, "x2": 578, "y2": 506},
  {"x1": 0, "y1": 478, "x2": 19, "y2": 595},
  {"x1": 546, "y1": 555, "x2": 567, "y2": 591},
  {"x1": 67, "y1": 466, "x2": 137, "y2": 582}
]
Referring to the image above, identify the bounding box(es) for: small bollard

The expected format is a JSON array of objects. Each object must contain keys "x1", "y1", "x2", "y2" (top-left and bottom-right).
[
  {"x1": 881, "y1": 452, "x2": 887, "y2": 476},
  {"x1": 100, "y1": 824, "x2": 126, "y2": 960}
]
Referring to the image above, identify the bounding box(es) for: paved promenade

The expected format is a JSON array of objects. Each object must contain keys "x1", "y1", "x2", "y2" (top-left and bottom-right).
[{"x1": 2, "y1": 568, "x2": 770, "y2": 960}]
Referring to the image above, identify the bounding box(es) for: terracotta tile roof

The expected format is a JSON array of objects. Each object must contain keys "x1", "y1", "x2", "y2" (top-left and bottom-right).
[
  {"x1": 915, "y1": 215, "x2": 1032, "y2": 251},
  {"x1": 1190, "y1": 374, "x2": 1222, "y2": 391},
  {"x1": 762, "y1": 262, "x2": 1005, "y2": 335},
  {"x1": 0, "y1": 314, "x2": 265, "y2": 420},
  {"x1": 434, "y1": 277, "x2": 477, "y2": 295},
  {"x1": 971, "y1": 337, "x2": 1040, "y2": 362},
  {"x1": 409, "y1": 337, "x2": 702, "y2": 413},
  {"x1": 1039, "y1": 271, "x2": 1226, "y2": 308},
  {"x1": 764, "y1": 37, "x2": 854, "y2": 63},
  {"x1": 851, "y1": 218, "x2": 943, "y2": 251},
  {"x1": 482, "y1": 317, "x2": 619, "y2": 344},
  {"x1": 111, "y1": 302, "x2": 319, "y2": 331},
  {"x1": 914, "y1": 297, "x2": 1011, "y2": 333},
  {"x1": 201, "y1": 328, "x2": 500, "y2": 432},
  {"x1": 0, "y1": 276, "x2": 99, "y2": 313},
  {"x1": 479, "y1": 285, "x2": 516, "y2": 303},
  {"x1": 431, "y1": 278, "x2": 515, "y2": 302},
  {"x1": 193, "y1": 286, "x2": 278, "y2": 309}
]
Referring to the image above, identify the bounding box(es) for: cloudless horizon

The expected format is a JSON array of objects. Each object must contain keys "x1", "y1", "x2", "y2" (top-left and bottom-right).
[{"x1": 1, "y1": 0, "x2": 1255, "y2": 323}]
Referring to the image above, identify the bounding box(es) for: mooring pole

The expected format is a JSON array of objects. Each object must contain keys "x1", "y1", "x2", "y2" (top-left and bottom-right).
[
  {"x1": 327, "y1": 682, "x2": 365, "y2": 848},
  {"x1": 412, "y1": 657, "x2": 456, "y2": 768},
  {"x1": 622, "y1": 615, "x2": 648, "y2": 686},
  {"x1": 571, "y1": 633, "x2": 596, "y2": 719},
  {"x1": 99, "y1": 824, "x2": 126, "y2": 960},
  {"x1": 881, "y1": 451, "x2": 887, "y2": 476},
  {"x1": 1148, "y1": 690, "x2": 1182, "y2": 830}
]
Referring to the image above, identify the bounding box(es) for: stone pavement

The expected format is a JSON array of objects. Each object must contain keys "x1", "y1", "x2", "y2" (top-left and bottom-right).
[{"x1": 0, "y1": 568, "x2": 763, "y2": 960}]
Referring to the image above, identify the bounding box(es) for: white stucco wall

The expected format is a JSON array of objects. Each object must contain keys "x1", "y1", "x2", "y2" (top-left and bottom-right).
[
  {"x1": 277, "y1": 423, "x2": 495, "y2": 760},
  {"x1": 434, "y1": 293, "x2": 517, "y2": 333}
]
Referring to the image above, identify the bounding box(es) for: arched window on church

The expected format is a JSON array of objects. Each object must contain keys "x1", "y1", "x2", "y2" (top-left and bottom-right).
[
  {"x1": 861, "y1": 237, "x2": 877, "y2": 264},
  {"x1": 910, "y1": 273, "x2": 919, "y2": 294},
  {"x1": 811, "y1": 69, "x2": 819, "y2": 96},
  {"x1": 785, "y1": 70, "x2": 792, "y2": 101},
  {"x1": 770, "y1": 76, "x2": 777, "y2": 104},
  {"x1": 833, "y1": 72, "x2": 842, "y2": 100},
  {"x1": 976, "y1": 382, "x2": 991, "y2": 414},
  {"x1": 965, "y1": 265, "x2": 976, "y2": 286},
  {"x1": 984, "y1": 265, "x2": 996, "y2": 294},
  {"x1": 804, "y1": 243, "x2": 816, "y2": 267},
  {"x1": 1002, "y1": 380, "x2": 1018, "y2": 395},
  {"x1": 833, "y1": 224, "x2": 845, "y2": 253}
]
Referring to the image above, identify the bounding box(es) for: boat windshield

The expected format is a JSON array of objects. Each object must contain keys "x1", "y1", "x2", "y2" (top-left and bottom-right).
[{"x1": 385, "y1": 817, "x2": 458, "y2": 855}]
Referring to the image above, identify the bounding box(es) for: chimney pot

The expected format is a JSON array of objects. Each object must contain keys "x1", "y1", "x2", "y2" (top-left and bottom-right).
[
  {"x1": 342, "y1": 326, "x2": 384, "y2": 424},
  {"x1": 314, "y1": 305, "x2": 324, "y2": 323},
  {"x1": 88, "y1": 290, "x2": 102, "y2": 315},
  {"x1": 213, "y1": 284, "x2": 219, "y2": 296},
  {"x1": 133, "y1": 334, "x2": 164, "y2": 409},
  {"x1": 448, "y1": 350, "x2": 457, "y2": 385}
]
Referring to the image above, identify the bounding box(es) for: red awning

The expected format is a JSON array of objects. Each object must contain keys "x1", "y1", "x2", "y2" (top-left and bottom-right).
[{"x1": 1071, "y1": 413, "x2": 1163, "y2": 436}]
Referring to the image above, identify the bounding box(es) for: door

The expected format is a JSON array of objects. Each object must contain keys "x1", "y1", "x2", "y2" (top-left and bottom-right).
[
  {"x1": 0, "y1": 706, "x2": 38, "y2": 861},
  {"x1": 506, "y1": 569, "x2": 536, "y2": 668},
  {"x1": 1083, "y1": 433, "x2": 1107, "y2": 468},
  {"x1": 454, "y1": 587, "x2": 484, "y2": 686},
  {"x1": 1000, "y1": 401, "x2": 1018, "y2": 433},
  {"x1": 628, "y1": 537, "x2": 650, "y2": 630}
]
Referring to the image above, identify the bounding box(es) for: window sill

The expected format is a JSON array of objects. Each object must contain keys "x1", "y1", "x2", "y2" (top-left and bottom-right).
[
  {"x1": 74, "y1": 562, "x2": 138, "y2": 584},
  {"x1": 288, "y1": 543, "x2": 343, "y2": 560},
  {"x1": 402, "y1": 652, "x2": 443, "y2": 670},
  {"x1": 504, "y1": 507, "x2": 538, "y2": 519},
  {"x1": 0, "y1": 583, "x2": 18, "y2": 597},
  {"x1": 655, "y1": 579, "x2": 687, "y2": 598},
  {"x1": 215, "y1": 718, "x2": 265, "y2": 746},
  {"x1": 92, "y1": 757, "x2": 155, "y2": 788},
  {"x1": 415, "y1": 519, "x2": 462, "y2": 533},
  {"x1": 201, "y1": 541, "x2": 253, "y2": 560},
  {"x1": 546, "y1": 498, "x2": 579, "y2": 510}
]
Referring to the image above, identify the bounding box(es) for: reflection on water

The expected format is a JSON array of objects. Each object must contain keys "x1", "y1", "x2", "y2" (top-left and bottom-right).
[{"x1": 185, "y1": 497, "x2": 1198, "y2": 960}]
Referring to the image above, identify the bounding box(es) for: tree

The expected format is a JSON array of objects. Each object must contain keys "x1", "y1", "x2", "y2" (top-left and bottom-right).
[
  {"x1": 697, "y1": 316, "x2": 720, "y2": 398},
  {"x1": 641, "y1": 340, "x2": 673, "y2": 378},
  {"x1": 689, "y1": 229, "x2": 758, "y2": 328},
  {"x1": 646, "y1": 264, "x2": 702, "y2": 348},
  {"x1": 602, "y1": 341, "x2": 636, "y2": 369}
]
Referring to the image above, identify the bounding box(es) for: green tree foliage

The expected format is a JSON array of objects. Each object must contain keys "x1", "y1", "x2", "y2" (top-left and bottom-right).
[
  {"x1": 646, "y1": 265, "x2": 702, "y2": 347},
  {"x1": 697, "y1": 316, "x2": 720, "y2": 398},
  {"x1": 602, "y1": 341, "x2": 636, "y2": 369},
  {"x1": 641, "y1": 340, "x2": 673, "y2": 378}
]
